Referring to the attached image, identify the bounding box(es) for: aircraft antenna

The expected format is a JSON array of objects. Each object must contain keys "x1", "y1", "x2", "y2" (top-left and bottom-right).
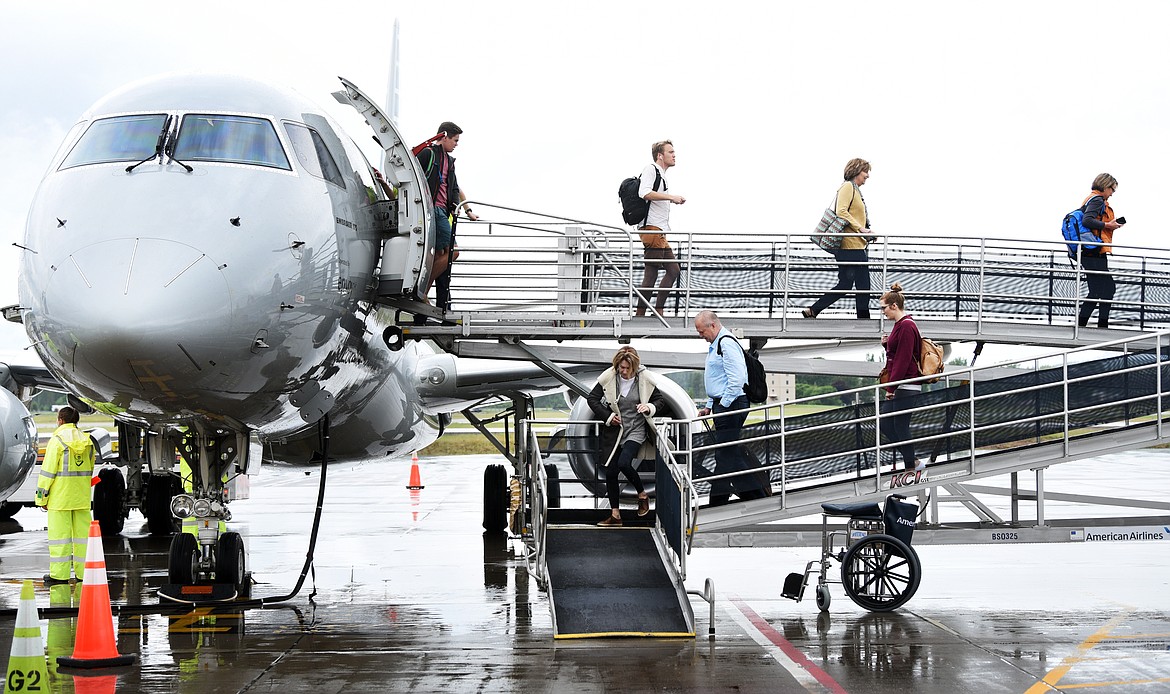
[{"x1": 382, "y1": 18, "x2": 401, "y2": 173}]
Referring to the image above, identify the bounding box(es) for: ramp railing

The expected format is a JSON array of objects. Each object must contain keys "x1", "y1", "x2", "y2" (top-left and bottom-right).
[
  {"x1": 519, "y1": 420, "x2": 550, "y2": 588},
  {"x1": 437, "y1": 204, "x2": 1170, "y2": 330},
  {"x1": 684, "y1": 329, "x2": 1170, "y2": 520},
  {"x1": 653, "y1": 425, "x2": 700, "y2": 580}
]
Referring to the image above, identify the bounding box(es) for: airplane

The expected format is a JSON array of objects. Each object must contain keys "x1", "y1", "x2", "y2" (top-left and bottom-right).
[{"x1": 4, "y1": 71, "x2": 692, "y2": 598}]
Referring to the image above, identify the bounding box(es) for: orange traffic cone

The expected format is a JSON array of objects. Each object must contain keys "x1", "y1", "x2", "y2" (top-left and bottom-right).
[
  {"x1": 57, "y1": 521, "x2": 135, "y2": 669},
  {"x1": 406, "y1": 452, "x2": 424, "y2": 490}
]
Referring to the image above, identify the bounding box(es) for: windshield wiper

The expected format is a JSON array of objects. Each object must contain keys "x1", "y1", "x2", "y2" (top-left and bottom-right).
[
  {"x1": 125, "y1": 115, "x2": 172, "y2": 173},
  {"x1": 163, "y1": 122, "x2": 193, "y2": 173}
]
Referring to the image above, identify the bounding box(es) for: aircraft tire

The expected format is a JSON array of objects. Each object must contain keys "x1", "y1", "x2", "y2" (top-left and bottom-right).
[
  {"x1": 840, "y1": 534, "x2": 921, "y2": 612},
  {"x1": 544, "y1": 463, "x2": 561, "y2": 508},
  {"x1": 482, "y1": 464, "x2": 508, "y2": 533},
  {"x1": 168, "y1": 532, "x2": 199, "y2": 584},
  {"x1": 0, "y1": 501, "x2": 21, "y2": 521},
  {"x1": 93, "y1": 468, "x2": 126, "y2": 536},
  {"x1": 146, "y1": 473, "x2": 181, "y2": 536},
  {"x1": 214, "y1": 531, "x2": 246, "y2": 588}
]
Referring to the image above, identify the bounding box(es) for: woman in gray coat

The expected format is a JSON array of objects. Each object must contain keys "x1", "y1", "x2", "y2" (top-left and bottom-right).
[{"x1": 586, "y1": 346, "x2": 669, "y2": 527}]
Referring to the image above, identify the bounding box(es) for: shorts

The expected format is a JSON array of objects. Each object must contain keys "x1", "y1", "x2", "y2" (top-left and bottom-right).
[
  {"x1": 639, "y1": 225, "x2": 669, "y2": 249},
  {"x1": 434, "y1": 209, "x2": 453, "y2": 252}
]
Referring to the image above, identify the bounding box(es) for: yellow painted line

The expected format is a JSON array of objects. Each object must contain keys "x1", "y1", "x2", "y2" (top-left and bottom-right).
[
  {"x1": 1025, "y1": 607, "x2": 1135, "y2": 693},
  {"x1": 554, "y1": 631, "x2": 695, "y2": 639},
  {"x1": 1054, "y1": 676, "x2": 1170, "y2": 689}
]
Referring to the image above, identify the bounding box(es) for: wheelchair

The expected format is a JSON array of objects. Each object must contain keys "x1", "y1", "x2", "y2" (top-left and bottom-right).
[{"x1": 782, "y1": 494, "x2": 922, "y2": 612}]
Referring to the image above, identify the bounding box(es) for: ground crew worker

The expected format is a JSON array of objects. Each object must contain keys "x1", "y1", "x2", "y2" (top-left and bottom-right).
[{"x1": 35, "y1": 406, "x2": 96, "y2": 585}]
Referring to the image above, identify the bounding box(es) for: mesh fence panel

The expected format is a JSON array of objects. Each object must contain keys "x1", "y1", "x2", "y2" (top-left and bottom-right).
[{"x1": 685, "y1": 352, "x2": 1167, "y2": 495}]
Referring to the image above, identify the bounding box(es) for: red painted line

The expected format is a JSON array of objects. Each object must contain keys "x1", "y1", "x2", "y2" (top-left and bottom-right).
[{"x1": 729, "y1": 595, "x2": 848, "y2": 694}]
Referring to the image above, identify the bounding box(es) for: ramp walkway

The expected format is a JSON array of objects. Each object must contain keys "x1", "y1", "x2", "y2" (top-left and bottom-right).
[
  {"x1": 398, "y1": 204, "x2": 1170, "y2": 346},
  {"x1": 543, "y1": 524, "x2": 693, "y2": 638},
  {"x1": 676, "y1": 330, "x2": 1170, "y2": 535},
  {"x1": 519, "y1": 428, "x2": 702, "y2": 639}
]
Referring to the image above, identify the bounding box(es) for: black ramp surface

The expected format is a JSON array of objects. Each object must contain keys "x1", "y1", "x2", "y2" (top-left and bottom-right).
[{"x1": 545, "y1": 528, "x2": 691, "y2": 637}]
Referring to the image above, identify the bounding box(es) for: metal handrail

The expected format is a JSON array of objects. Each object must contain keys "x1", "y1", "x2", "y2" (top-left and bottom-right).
[
  {"x1": 685, "y1": 330, "x2": 1170, "y2": 498},
  {"x1": 434, "y1": 215, "x2": 1170, "y2": 330}
]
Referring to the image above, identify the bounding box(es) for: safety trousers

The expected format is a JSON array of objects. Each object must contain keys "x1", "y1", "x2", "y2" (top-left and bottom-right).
[{"x1": 47, "y1": 508, "x2": 91, "y2": 580}]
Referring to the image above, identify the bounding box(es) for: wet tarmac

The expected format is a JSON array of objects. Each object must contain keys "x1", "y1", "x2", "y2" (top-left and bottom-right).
[{"x1": 0, "y1": 453, "x2": 1168, "y2": 693}]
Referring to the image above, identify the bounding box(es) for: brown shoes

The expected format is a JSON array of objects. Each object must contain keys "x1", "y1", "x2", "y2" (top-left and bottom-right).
[
  {"x1": 597, "y1": 515, "x2": 622, "y2": 527},
  {"x1": 637, "y1": 495, "x2": 650, "y2": 517},
  {"x1": 801, "y1": 308, "x2": 817, "y2": 318}
]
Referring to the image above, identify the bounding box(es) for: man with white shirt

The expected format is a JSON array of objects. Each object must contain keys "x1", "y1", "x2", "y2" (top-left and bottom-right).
[{"x1": 635, "y1": 140, "x2": 686, "y2": 317}]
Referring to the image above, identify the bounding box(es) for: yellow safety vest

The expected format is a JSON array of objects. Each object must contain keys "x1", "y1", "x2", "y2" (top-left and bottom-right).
[{"x1": 36, "y1": 424, "x2": 96, "y2": 511}]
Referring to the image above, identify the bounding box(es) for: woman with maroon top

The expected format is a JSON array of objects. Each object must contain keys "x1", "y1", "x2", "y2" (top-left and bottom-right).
[{"x1": 880, "y1": 283, "x2": 925, "y2": 471}]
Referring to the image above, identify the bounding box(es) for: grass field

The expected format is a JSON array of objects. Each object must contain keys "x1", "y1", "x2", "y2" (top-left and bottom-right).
[
  {"x1": 31, "y1": 412, "x2": 116, "y2": 431},
  {"x1": 28, "y1": 404, "x2": 852, "y2": 456}
]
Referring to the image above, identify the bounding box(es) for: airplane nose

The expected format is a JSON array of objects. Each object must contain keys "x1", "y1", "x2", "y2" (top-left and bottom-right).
[{"x1": 38, "y1": 238, "x2": 233, "y2": 376}]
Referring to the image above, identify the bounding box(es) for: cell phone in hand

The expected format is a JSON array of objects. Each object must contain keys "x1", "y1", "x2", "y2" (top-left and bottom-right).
[{"x1": 1116, "y1": 217, "x2": 1126, "y2": 225}]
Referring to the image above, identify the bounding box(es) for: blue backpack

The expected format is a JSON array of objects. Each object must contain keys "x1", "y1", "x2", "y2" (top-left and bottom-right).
[{"x1": 1061, "y1": 195, "x2": 1103, "y2": 258}]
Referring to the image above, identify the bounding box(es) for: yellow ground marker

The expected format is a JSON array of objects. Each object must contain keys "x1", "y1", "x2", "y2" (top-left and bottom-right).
[{"x1": 1025, "y1": 607, "x2": 1134, "y2": 693}]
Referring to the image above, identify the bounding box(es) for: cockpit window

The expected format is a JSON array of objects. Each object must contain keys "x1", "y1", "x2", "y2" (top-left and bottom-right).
[
  {"x1": 60, "y1": 114, "x2": 168, "y2": 169},
  {"x1": 173, "y1": 114, "x2": 290, "y2": 169},
  {"x1": 284, "y1": 122, "x2": 346, "y2": 188}
]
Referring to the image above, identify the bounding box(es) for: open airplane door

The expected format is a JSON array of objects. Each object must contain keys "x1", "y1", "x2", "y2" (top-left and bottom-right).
[{"x1": 333, "y1": 77, "x2": 434, "y2": 299}]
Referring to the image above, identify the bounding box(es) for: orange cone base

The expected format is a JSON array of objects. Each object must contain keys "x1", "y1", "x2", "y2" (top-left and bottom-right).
[
  {"x1": 406, "y1": 463, "x2": 424, "y2": 490},
  {"x1": 58, "y1": 653, "x2": 135, "y2": 669}
]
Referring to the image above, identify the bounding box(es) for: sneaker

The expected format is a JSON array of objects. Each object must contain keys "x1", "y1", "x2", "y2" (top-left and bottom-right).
[
  {"x1": 914, "y1": 460, "x2": 926, "y2": 472},
  {"x1": 597, "y1": 515, "x2": 622, "y2": 527},
  {"x1": 802, "y1": 308, "x2": 817, "y2": 319},
  {"x1": 43, "y1": 574, "x2": 69, "y2": 586},
  {"x1": 637, "y1": 495, "x2": 650, "y2": 517}
]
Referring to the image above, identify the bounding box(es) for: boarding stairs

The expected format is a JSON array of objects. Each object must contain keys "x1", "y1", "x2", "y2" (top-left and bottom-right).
[{"x1": 440, "y1": 207, "x2": 1169, "y2": 611}]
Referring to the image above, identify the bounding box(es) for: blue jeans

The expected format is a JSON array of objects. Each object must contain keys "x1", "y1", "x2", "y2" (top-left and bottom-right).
[{"x1": 433, "y1": 209, "x2": 453, "y2": 252}]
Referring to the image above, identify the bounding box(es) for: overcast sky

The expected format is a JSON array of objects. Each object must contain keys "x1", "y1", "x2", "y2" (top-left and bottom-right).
[{"x1": 2, "y1": 0, "x2": 1168, "y2": 365}]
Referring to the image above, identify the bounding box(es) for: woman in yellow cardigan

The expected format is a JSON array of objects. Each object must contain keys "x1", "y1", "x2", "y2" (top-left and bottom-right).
[{"x1": 805, "y1": 158, "x2": 874, "y2": 319}]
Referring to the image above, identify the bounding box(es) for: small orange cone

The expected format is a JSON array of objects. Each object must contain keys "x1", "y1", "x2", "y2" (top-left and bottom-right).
[
  {"x1": 406, "y1": 452, "x2": 424, "y2": 490},
  {"x1": 57, "y1": 521, "x2": 135, "y2": 669}
]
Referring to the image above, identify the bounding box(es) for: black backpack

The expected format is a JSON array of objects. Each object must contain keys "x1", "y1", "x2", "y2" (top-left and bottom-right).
[
  {"x1": 618, "y1": 168, "x2": 662, "y2": 226},
  {"x1": 716, "y1": 335, "x2": 768, "y2": 404}
]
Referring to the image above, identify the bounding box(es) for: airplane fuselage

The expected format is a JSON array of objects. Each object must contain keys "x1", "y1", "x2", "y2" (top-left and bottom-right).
[{"x1": 19, "y1": 74, "x2": 437, "y2": 459}]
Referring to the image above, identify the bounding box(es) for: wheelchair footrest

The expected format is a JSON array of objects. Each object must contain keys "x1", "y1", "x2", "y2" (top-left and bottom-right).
[{"x1": 781, "y1": 572, "x2": 805, "y2": 601}]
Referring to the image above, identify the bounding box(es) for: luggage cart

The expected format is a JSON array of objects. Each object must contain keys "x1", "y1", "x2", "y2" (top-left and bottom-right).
[{"x1": 781, "y1": 494, "x2": 921, "y2": 612}]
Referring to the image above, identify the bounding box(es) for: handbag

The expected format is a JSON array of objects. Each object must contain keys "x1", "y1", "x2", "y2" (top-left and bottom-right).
[{"x1": 810, "y1": 207, "x2": 847, "y2": 251}]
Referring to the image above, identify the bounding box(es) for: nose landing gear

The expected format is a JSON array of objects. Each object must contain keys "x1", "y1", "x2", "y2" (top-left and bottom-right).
[{"x1": 159, "y1": 428, "x2": 252, "y2": 604}]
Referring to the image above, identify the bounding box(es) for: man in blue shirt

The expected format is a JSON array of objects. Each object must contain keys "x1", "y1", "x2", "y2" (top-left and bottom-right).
[{"x1": 694, "y1": 310, "x2": 766, "y2": 505}]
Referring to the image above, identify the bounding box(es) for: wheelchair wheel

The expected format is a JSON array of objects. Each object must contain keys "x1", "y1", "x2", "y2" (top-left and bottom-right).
[
  {"x1": 840, "y1": 534, "x2": 921, "y2": 612},
  {"x1": 815, "y1": 584, "x2": 831, "y2": 612}
]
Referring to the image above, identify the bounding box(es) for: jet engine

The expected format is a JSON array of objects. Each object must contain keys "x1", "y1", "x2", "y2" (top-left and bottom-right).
[{"x1": 0, "y1": 380, "x2": 38, "y2": 501}]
